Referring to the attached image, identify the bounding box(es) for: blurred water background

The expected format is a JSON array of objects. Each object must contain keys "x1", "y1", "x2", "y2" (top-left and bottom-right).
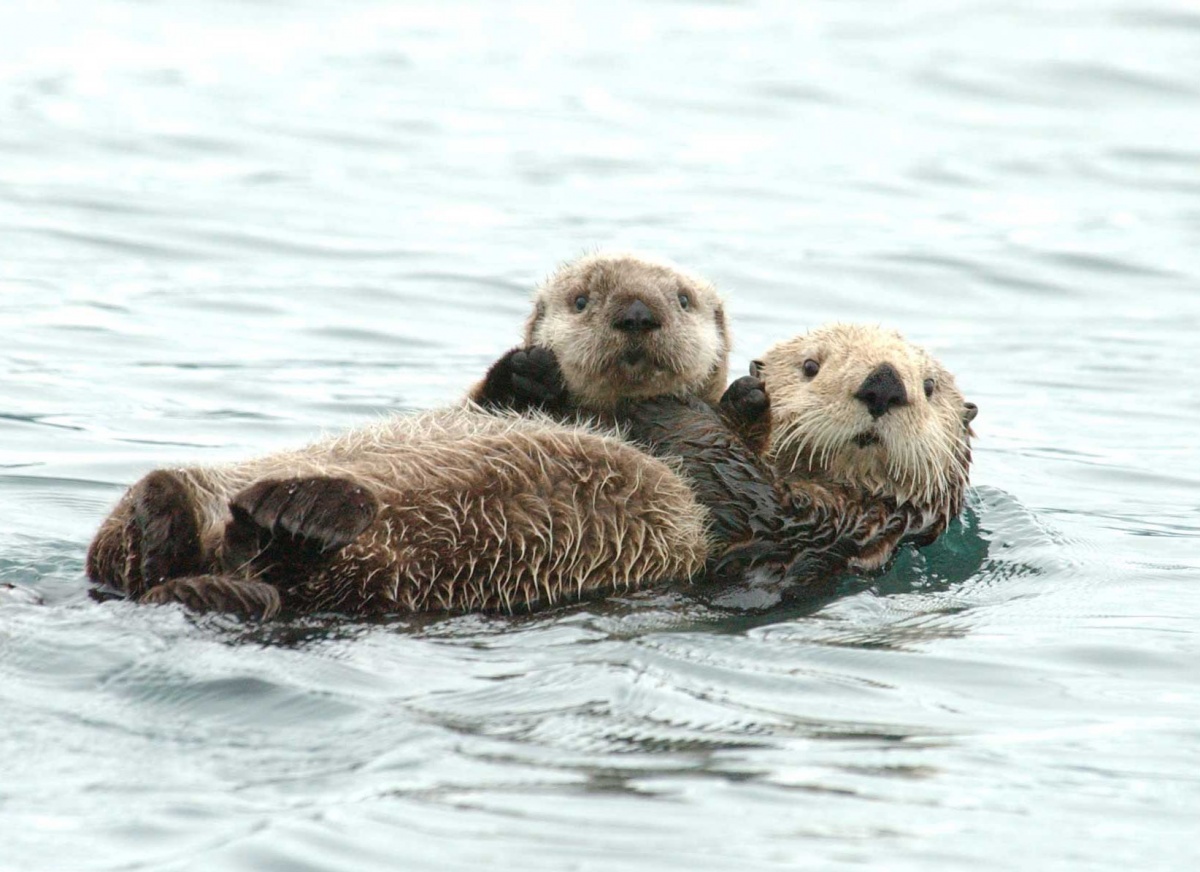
[{"x1": 2, "y1": 1, "x2": 1199, "y2": 869}]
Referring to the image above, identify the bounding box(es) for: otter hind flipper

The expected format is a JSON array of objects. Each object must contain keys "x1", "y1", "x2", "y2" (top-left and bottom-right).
[
  {"x1": 133, "y1": 469, "x2": 205, "y2": 593},
  {"x1": 228, "y1": 476, "x2": 379, "y2": 557},
  {"x1": 140, "y1": 575, "x2": 281, "y2": 620}
]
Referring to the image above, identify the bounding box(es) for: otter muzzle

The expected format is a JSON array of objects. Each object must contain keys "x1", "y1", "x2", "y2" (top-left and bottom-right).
[
  {"x1": 854, "y1": 363, "x2": 908, "y2": 419},
  {"x1": 613, "y1": 299, "x2": 662, "y2": 333}
]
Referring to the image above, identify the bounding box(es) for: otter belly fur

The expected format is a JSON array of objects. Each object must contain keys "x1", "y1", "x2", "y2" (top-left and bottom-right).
[{"x1": 87, "y1": 408, "x2": 710, "y2": 616}]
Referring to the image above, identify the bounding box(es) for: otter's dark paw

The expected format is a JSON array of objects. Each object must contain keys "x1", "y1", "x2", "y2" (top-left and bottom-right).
[
  {"x1": 509, "y1": 346, "x2": 568, "y2": 408},
  {"x1": 476, "y1": 346, "x2": 569, "y2": 413},
  {"x1": 132, "y1": 469, "x2": 204, "y2": 591},
  {"x1": 228, "y1": 476, "x2": 379, "y2": 554},
  {"x1": 141, "y1": 576, "x2": 282, "y2": 620},
  {"x1": 719, "y1": 376, "x2": 772, "y2": 455},
  {"x1": 720, "y1": 375, "x2": 770, "y2": 425}
]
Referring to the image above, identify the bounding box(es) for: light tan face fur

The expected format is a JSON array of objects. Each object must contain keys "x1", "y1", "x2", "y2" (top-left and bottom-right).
[
  {"x1": 525, "y1": 252, "x2": 729, "y2": 410},
  {"x1": 756, "y1": 323, "x2": 975, "y2": 511}
]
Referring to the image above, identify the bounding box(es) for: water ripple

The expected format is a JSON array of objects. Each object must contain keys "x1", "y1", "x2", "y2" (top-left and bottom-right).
[{"x1": 4, "y1": 0, "x2": 1200, "y2": 869}]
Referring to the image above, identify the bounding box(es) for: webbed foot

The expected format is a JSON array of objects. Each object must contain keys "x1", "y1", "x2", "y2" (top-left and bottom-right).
[
  {"x1": 125, "y1": 470, "x2": 202, "y2": 599},
  {"x1": 223, "y1": 476, "x2": 379, "y2": 581}
]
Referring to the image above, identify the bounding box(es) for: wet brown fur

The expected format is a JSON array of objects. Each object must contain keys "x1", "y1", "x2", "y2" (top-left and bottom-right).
[
  {"x1": 87, "y1": 409, "x2": 710, "y2": 616},
  {"x1": 90, "y1": 252, "x2": 733, "y2": 619}
]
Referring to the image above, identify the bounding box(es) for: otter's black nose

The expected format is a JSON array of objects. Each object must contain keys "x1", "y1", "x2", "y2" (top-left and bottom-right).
[
  {"x1": 613, "y1": 299, "x2": 661, "y2": 333},
  {"x1": 855, "y1": 363, "x2": 908, "y2": 419}
]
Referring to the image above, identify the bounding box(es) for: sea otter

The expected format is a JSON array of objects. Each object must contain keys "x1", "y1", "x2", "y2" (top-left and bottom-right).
[
  {"x1": 87, "y1": 252, "x2": 735, "y2": 617},
  {"x1": 88, "y1": 249, "x2": 974, "y2": 616},
  {"x1": 469, "y1": 252, "x2": 799, "y2": 579},
  {"x1": 486, "y1": 322, "x2": 976, "y2": 582},
  {"x1": 88, "y1": 409, "x2": 712, "y2": 618},
  {"x1": 745, "y1": 322, "x2": 977, "y2": 568}
]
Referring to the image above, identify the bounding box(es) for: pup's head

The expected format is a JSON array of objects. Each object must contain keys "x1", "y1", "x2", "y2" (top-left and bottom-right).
[{"x1": 526, "y1": 252, "x2": 729, "y2": 410}]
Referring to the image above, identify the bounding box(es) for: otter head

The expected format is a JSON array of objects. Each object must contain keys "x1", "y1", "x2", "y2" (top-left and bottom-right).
[
  {"x1": 524, "y1": 252, "x2": 730, "y2": 410},
  {"x1": 754, "y1": 323, "x2": 976, "y2": 516}
]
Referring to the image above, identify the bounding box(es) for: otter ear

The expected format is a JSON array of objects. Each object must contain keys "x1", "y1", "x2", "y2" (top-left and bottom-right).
[
  {"x1": 749, "y1": 359, "x2": 764, "y2": 379},
  {"x1": 963, "y1": 402, "x2": 979, "y2": 423},
  {"x1": 523, "y1": 299, "x2": 546, "y2": 346}
]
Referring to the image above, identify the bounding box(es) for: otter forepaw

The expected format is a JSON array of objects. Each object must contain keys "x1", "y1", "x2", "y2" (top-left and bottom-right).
[
  {"x1": 719, "y1": 376, "x2": 772, "y2": 456},
  {"x1": 509, "y1": 346, "x2": 568, "y2": 408},
  {"x1": 476, "y1": 346, "x2": 568, "y2": 413},
  {"x1": 140, "y1": 576, "x2": 281, "y2": 620},
  {"x1": 132, "y1": 469, "x2": 204, "y2": 591},
  {"x1": 228, "y1": 476, "x2": 379, "y2": 553},
  {"x1": 720, "y1": 375, "x2": 770, "y2": 425}
]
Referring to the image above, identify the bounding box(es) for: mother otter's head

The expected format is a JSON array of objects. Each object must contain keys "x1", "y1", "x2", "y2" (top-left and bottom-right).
[
  {"x1": 754, "y1": 323, "x2": 977, "y2": 517},
  {"x1": 526, "y1": 252, "x2": 729, "y2": 410}
]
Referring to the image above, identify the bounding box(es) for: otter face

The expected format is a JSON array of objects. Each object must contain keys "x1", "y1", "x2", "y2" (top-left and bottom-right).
[
  {"x1": 755, "y1": 323, "x2": 975, "y2": 512},
  {"x1": 524, "y1": 253, "x2": 729, "y2": 410}
]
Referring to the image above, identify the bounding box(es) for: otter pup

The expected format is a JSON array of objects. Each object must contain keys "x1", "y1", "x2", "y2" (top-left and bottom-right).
[
  {"x1": 467, "y1": 252, "x2": 793, "y2": 572},
  {"x1": 88, "y1": 409, "x2": 710, "y2": 618}
]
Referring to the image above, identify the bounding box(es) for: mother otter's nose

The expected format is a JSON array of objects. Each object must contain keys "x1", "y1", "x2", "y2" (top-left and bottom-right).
[
  {"x1": 855, "y1": 363, "x2": 908, "y2": 419},
  {"x1": 613, "y1": 299, "x2": 662, "y2": 333}
]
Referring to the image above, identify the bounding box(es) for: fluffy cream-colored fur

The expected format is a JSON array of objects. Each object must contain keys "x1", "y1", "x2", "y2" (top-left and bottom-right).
[{"x1": 754, "y1": 323, "x2": 975, "y2": 546}]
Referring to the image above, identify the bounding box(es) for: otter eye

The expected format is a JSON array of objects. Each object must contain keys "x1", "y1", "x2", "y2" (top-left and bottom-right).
[
  {"x1": 678, "y1": 292, "x2": 690, "y2": 310},
  {"x1": 923, "y1": 377, "x2": 935, "y2": 398},
  {"x1": 573, "y1": 294, "x2": 588, "y2": 312},
  {"x1": 802, "y1": 359, "x2": 820, "y2": 378}
]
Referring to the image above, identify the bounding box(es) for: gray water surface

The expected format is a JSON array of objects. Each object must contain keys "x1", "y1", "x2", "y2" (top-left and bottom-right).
[{"x1": 3, "y1": 2, "x2": 1199, "y2": 870}]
